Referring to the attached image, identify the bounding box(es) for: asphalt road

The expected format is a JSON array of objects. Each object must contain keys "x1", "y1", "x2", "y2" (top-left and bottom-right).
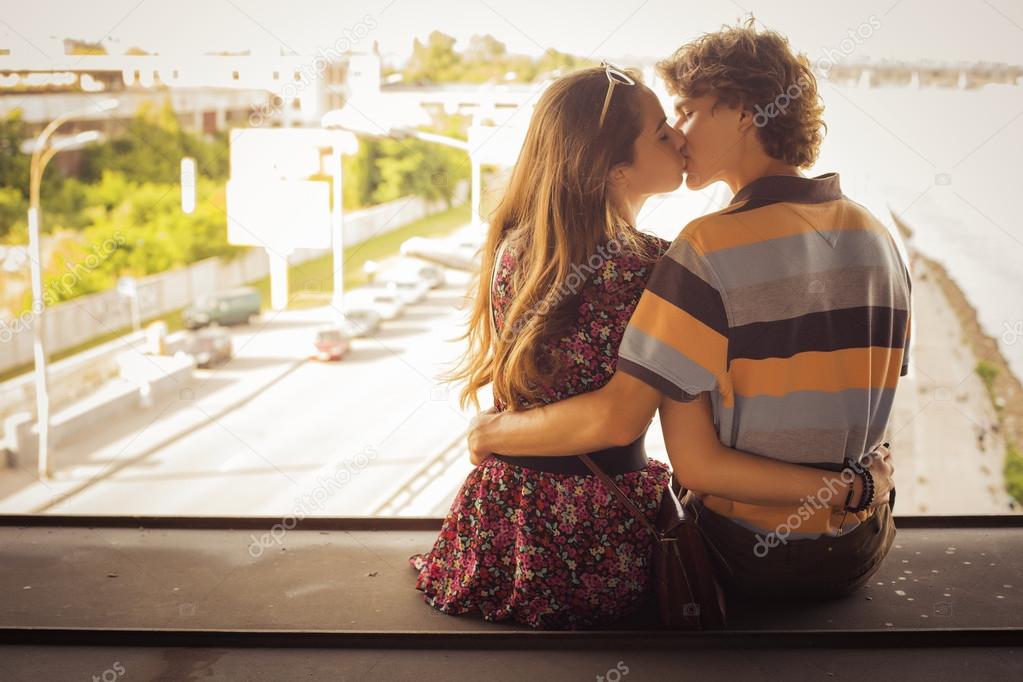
[{"x1": 1, "y1": 260, "x2": 481, "y2": 516}]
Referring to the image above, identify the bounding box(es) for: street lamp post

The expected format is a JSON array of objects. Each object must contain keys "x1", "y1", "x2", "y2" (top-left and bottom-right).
[
  {"x1": 328, "y1": 146, "x2": 345, "y2": 310},
  {"x1": 24, "y1": 98, "x2": 117, "y2": 479}
]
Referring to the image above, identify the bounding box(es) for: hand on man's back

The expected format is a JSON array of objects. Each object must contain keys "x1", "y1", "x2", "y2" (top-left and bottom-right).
[{"x1": 467, "y1": 407, "x2": 499, "y2": 466}]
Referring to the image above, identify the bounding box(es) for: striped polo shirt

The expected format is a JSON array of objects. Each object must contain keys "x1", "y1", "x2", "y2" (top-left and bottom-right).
[{"x1": 618, "y1": 173, "x2": 912, "y2": 538}]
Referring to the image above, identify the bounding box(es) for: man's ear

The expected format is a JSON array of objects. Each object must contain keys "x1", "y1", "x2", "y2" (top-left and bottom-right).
[{"x1": 736, "y1": 106, "x2": 756, "y2": 133}]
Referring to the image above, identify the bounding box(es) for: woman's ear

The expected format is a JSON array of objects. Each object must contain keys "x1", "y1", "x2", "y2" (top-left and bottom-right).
[{"x1": 607, "y1": 163, "x2": 630, "y2": 188}]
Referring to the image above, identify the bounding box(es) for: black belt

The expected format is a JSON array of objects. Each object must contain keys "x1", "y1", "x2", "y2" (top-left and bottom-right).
[{"x1": 492, "y1": 436, "x2": 648, "y2": 476}]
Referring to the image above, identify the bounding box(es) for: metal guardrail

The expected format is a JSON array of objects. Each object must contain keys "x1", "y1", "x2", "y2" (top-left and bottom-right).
[{"x1": 370, "y1": 433, "x2": 468, "y2": 516}]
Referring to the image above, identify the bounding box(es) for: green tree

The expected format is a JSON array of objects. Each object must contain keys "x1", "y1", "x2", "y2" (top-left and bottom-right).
[
  {"x1": 65, "y1": 38, "x2": 107, "y2": 55},
  {"x1": 536, "y1": 48, "x2": 596, "y2": 78},
  {"x1": 0, "y1": 109, "x2": 30, "y2": 197},
  {"x1": 403, "y1": 31, "x2": 462, "y2": 84},
  {"x1": 398, "y1": 33, "x2": 595, "y2": 85},
  {"x1": 341, "y1": 138, "x2": 384, "y2": 210},
  {"x1": 373, "y1": 136, "x2": 468, "y2": 208},
  {"x1": 24, "y1": 172, "x2": 239, "y2": 310},
  {"x1": 79, "y1": 99, "x2": 228, "y2": 185},
  {"x1": 0, "y1": 187, "x2": 26, "y2": 240},
  {"x1": 459, "y1": 35, "x2": 515, "y2": 82},
  {"x1": 0, "y1": 109, "x2": 82, "y2": 239}
]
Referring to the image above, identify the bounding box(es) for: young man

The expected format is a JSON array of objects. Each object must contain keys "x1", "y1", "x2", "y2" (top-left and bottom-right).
[{"x1": 467, "y1": 23, "x2": 911, "y2": 599}]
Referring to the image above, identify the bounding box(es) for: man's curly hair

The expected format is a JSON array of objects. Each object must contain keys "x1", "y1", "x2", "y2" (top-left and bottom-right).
[{"x1": 657, "y1": 19, "x2": 826, "y2": 168}]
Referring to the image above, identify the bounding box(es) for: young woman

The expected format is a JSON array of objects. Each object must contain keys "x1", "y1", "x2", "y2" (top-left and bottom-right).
[{"x1": 409, "y1": 64, "x2": 887, "y2": 629}]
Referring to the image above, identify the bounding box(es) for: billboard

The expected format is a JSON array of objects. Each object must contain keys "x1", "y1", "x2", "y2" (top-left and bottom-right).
[{"x1": 225, "y1": 178, "x2": 332, "y2": 252}]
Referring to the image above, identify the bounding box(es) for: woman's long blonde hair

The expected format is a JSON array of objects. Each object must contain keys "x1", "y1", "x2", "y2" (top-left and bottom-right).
[{"x1": 446, "y1": 66, "x2": 654, "y2": 411}]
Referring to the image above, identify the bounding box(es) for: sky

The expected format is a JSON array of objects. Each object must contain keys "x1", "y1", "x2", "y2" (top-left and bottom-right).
[{"x1": 1, "y1": 0, "x2": 1021, "y2": 68}]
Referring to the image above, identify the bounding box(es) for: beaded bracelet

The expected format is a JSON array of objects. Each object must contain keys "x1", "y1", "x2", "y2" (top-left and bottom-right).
[{"x1": 845, "y1": 460, "x2": 875, "y2": 513}]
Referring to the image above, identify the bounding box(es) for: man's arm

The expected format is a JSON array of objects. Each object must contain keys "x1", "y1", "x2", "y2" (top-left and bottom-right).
[
  {"x1": 659, "y1": 393, "x2": 882, "y2": 507},
  {"x1": 468, "y1": 370, "x2": 660, "y2": 462},
  {"x1": 663, "y1": 394, "x2": 895, "y2": 509}
]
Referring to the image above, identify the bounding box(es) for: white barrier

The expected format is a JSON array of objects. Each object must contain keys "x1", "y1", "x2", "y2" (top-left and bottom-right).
[
  {"x1": 0, "y1": 329, "x2": 150, "y2": 424},
  {"x1": 2, "y1": 353, "x2": 194, "y2": 461}
]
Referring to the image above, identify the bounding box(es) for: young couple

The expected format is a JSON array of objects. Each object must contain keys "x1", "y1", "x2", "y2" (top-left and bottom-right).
[{"x1": 410, "y1": 22, "x2": 911, "y2": 630}]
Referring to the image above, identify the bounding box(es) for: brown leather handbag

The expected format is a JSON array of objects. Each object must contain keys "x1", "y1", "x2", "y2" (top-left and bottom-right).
[{"x1": 578, "y1": 454, "x2": 728, "y2": 630}]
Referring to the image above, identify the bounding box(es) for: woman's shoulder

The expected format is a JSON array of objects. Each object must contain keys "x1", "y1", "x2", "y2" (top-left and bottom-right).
[
  {"x1": 494, "y1": 230, "x2": 667, "y2": 296},
  {"x1": 593, "y1": 230, "x2": 668, "y2": 287},
  {"x1": 627, "y1": 231, "x2": 671, "y2": 265}
]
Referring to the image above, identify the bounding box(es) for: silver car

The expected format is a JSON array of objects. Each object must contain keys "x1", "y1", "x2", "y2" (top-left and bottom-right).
[{"x1": 337, "y1": 309, "x2": 381, "y2": 338}]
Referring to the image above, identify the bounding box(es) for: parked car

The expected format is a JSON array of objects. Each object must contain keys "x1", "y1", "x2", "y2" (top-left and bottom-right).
[
  {"x1": 360, "y1": 279, "x2": 429, "y2": 305},
  {"x1": 400, "y1": 236, "x2": 479, "y2": 272},
  {"x1": 337, "y1": 309, "x2": 381, "y2": 338},
  {"x1": 184, "y1": 288, "x2": 261, "y2": 329},
  {"x1": 313, "y1": 326, "x2": 352, "y2": 361},
  {"x1": 183, "y1": 326, "x2": 233, "y2": 368},
  {"x1": 369, "y1": 258, "x2": 446, "y2": 289},
  {"x1": 342, "y1": 288, "x2": 405, "y2": 321}
]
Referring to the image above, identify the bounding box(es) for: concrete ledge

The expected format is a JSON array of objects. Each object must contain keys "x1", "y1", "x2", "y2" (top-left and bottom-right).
[{"x1": 1, "y1": 515, "x2": 1020, "y2": 641}]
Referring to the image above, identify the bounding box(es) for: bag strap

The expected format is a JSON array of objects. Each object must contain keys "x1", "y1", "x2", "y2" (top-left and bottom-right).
[
  {"x1": 682, "y1": 492, "x2": 736, "y2": 581},
  {"x1": 578, "y1": 453, "x2": 660, "y2": 541},
  {"x1": 580, "y1": 452, "x2": 733, "y2": 580},
  {"x1": 489, "y1": 237, "x2": 509, "y2": 338}
]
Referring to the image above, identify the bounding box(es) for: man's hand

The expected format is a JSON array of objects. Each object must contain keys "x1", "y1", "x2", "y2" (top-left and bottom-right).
[
  {"x1": 467, "y1": 407, "x2": 499, "y2": 466},
  {"x1": 861, "y1": 443, "x2": 895, "y2": 509},
  {"x1": 842, "y1": 444, "x2": 894, "y2": 510}
]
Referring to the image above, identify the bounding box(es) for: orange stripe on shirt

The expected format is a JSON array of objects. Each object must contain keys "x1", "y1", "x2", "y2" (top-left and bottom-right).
[
  {"x1": 730, "y1": 346, "x2": 905, "y2": 397},
  {"x1": 627, "y1": 289, "x2": 728, "y2": 384},
  {"x1": 688, "y1": 200, "x2": 881, "y2": 254}
]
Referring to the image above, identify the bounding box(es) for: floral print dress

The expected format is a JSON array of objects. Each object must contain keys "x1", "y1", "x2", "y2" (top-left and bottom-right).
[{"x1": 409, "y1": 230, "x2": 673, "y2": 629}]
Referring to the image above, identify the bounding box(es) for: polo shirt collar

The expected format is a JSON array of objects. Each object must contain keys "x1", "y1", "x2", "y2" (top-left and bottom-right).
[{"x1": 730, "y1": 172, "x2": 843, "y2": 208}]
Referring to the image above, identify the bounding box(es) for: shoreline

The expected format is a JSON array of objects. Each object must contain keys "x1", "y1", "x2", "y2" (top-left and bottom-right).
[{"x1": 894, "y1": 216, "x2": 1023, "y2": 507}]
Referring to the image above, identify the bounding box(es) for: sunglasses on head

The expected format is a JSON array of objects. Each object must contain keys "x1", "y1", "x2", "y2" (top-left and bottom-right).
[{"x1": 598, "y1": 60, "x2": 637, "y2": 129}]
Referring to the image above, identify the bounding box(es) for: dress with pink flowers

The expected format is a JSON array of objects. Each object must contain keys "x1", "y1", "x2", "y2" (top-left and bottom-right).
[{"x1": 409, "y1": 231, "x2": 672, "y2": 629}]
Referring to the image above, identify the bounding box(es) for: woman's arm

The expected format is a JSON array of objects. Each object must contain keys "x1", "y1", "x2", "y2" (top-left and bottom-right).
[
  {"x1": 660, "y1": 393, "x2": 891, "y2": 509},
  {"x1": 468, "y1": 370, "x2": 661, "y2": 463}
]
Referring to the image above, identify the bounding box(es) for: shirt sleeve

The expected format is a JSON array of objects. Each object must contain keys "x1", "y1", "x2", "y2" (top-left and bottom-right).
[
  {"x1": 900, "y1": 309, "x2": 911, "y2": 377},
  {"x1": 617, "y1": 234, "x2": 730, "y2": 402},
  {"x1": 900, "y1": 261, "x2": 913, "y2": 377}
]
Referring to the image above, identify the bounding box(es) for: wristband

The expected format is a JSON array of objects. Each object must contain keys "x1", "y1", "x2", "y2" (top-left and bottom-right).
[{"x1": 845, "y1": 460, "x2": 874, "y2": 512}]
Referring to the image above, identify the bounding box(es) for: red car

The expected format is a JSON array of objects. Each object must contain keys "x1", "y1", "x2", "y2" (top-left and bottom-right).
[{"x1": 313, "y1": 326, "x2": 352, "y2": 361}]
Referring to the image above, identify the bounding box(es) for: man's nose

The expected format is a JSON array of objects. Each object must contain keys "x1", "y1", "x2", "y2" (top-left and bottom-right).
[{"x1": 669, "y1": 125, "x2": 687, "y2": 154}]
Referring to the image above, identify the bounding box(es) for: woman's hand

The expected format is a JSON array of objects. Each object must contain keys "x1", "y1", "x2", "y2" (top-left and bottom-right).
[{"x1": 467, "y1": 407, "x2": 499, "y2": 466}]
